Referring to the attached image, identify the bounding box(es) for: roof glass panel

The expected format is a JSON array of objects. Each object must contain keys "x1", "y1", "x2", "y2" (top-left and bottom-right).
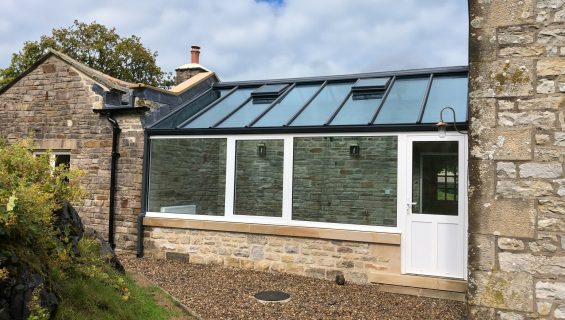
[
  {"x1": 253, "y1": 84, "x2": 320, "y2": 127},
  {"x1": 374, "y1": 77, "x2": 429, "y2": 124},
  {"x1": 352, "y1": 77, "x2": 390, "y2": 91},
  {"x1": 421, "y1": 75, "x2": 468, "y2": 123},
  {"x1": 290, "y1": 82, "x2": 354, "y2": 126},
  {"x1": 184, "y1": 88, "x2": 256, "y2": 128},
  {"x1": 217, "y1": 99, "x2": 272, "y2": 128},
  {"x1": 331, "y1": 93, "x2": 384, "y2": 125}
]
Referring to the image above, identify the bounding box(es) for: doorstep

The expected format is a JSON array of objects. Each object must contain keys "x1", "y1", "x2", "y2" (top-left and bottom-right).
[{"x1": 369, "y1": 272, "x2": 467, "y2": 293}]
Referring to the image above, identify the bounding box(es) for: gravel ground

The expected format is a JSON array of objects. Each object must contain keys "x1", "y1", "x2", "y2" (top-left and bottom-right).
[{"x1": 121, "y1": 256, "x2": 466, "y2": 320}]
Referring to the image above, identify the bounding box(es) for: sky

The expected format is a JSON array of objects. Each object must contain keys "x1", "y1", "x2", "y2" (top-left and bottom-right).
[{"x1": 0, "y1": 0, "x2": 468, "y2": 82}]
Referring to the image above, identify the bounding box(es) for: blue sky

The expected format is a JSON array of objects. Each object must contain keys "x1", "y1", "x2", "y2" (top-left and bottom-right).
[{"x1": 0, "y1": 0, "x2": 468, "y2": 81}]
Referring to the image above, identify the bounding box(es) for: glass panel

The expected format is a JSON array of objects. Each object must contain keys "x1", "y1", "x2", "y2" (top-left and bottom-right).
[
  {"x1": 54, "y1": 154, "x2": 71, "y2": 168},
  {"x1": 374, "y1": 77, "x2": 429, "y2": 124},
  {"x1": 148, "y1": 138, "x2": 226, "y2": 215},
  {"x1": 291, "y1": 83, "x2": 354, "y2": 126},
  {"x1": 184, "y1": 88, "x2": 256, "y2": 128},
  {"x1": 235, "y1": 139, "x2": 284, "y2": 217},
  {"x1": 153, "y1": 89, "x2": 227, "y2": 129},
  {"x1": 412, "y1": 141, "x2": 458, "y2": 215},
  {"x1": 421, "y1": 75, "x2": 468, "y2": 123},
  {"x1": 253, "y1": 84, "x2": 320, "y2": 127},
  {"x1": 293, "y1": 136, "x2": 397, "y2": 226},
  {"x1": 217, "y1": 100, "x2": 271, "y2": 128},
  {"x1": 331, "y1": 93, "x2": 383, "y2": 125}
]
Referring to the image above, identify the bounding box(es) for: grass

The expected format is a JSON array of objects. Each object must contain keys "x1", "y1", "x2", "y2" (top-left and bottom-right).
[{"x1": 52, "y1": 239, "x2": 184, "y2": 320}]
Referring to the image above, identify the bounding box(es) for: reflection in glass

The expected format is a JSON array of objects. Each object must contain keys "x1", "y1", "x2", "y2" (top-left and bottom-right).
[
  {"x1": 185, "y1": 88, "x2": 256, "y2": 128},
  {"x1": 217, "y1": 100, "x2": 271, "y2": 128},
  {"x1": 235, "y1": 140, "x2": 284, "y2": 217},
  {"x1": 412, "y1": 141, "x2": 458, "y2": 215},
  {"x1": 254, "y1": 85, "x2": 320, "y2": 127},
  {"x1": 148, "y1": 138, "x2": 226, "y2": 215},
  {"x1": 292, "y1": 136, "x2": 398, "y2": 226},
  {"x1": 331, "y1": 93, "x2": 383, "y2": 125},
  {"x1": 291, "y1": 83, "x2": 353, "y2": 126},
  {"x1": 374, "y1": 78, "x2": 429, "y2": 124},
  {"x1": 421, "y1": 75, "x2": 468, "y2": 123}
]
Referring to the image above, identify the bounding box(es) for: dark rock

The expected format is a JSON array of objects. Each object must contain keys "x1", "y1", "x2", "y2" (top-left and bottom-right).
[
  {"x1": 84, "y1": 228, "x2": 125, "y2": 273},
  {"x1": 335, "y1": 274, "x2": 346, "y2": 285},
  {"x1": 53, "y1": 202, "x2": 84, "y2": 257}
]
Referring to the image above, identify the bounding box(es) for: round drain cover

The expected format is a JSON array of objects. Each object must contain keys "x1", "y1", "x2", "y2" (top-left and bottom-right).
[{"x1": 254, "y1": 290, "x2": 291, "y2": 303}]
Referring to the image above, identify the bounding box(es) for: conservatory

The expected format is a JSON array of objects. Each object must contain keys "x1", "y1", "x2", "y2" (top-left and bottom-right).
[{"x1": 141, "y1": 66, "x2": 469, "y2": 290}]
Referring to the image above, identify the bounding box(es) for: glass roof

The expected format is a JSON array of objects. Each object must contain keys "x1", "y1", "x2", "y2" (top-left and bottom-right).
[{"x1": 150, "y1": 67, "x2": 468, "y2": 131}]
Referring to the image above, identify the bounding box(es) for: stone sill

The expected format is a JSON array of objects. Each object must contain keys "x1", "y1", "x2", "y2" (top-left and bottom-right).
[
  {"x1": 143, "y1": 217, "x2": 401, "y2": 245},
  {"x1": 369, "y1": 273, "x2": 467, "y2": 293}
]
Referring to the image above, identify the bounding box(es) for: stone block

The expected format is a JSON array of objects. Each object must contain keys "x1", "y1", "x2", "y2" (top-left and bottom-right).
[
  {"x1": 469, "y1": 234, "x2": 496, "y2": 271},
  {"x1": 500, "y1": 252, "x2": 565, "y2": 275},
  {"x1": 535, "y1": 134, "x2": 550, "y2": 144},
  {"x1": 497, "y1": 179, "x2": 554, "y2": 198},
  {"x1": 538, "y1": 59, "x2": 565, "y2": 77},
  {"x1": 469, "y1": 60, "x2": 533, "y2": 98},
  {"x1": 538, "y1": 78, "x2": 556, "y2": 94},
  {"x1": 189, "y1": 255, "x2": 206, "y2": 265},
  {"x1": 519, "y1": 162, "x2": 563, "y2": 178},
  {"x1": 469, "y1": 99, "x2": 496, "y2": 135},
  {"x1": 470, "y1": 199, "x2": 535, "y2": 238},
  {"x1": 537, "y1": 301, "x2": 552, "y2": 316},
  {"x1": 305, "y1": 267, "x2": 326, "y2": 280},
  {"x1": 539, "y1": 198, "x2": 565, "y2": 215},
  {"x1": 555, "y1": 132, "x2": 565, "y2": 146},
  {"x1": 497, "y1": 311, "x2": 525, "y2": 320},
  {"x1": 538, "y1": 26, "x2": 565, "y2": 47},
  {"x1": 497, "y1": 162, "x2": 517, "y2": 178},
  {"x1": 498, "y1": 111, "x2": 556, "y2": 129},
  {"x1": 470, "y1": 29, "x2": 497, "y2": 62},
  {"x1": 536, "y1": 281, "x2": 565, "y2": 300},
  {"x1": 224, "y1": 257, "x2": 241, "y2": 268},
  {"x1": 468, "y1": 271, "x2": 533, "y2": 312},
  {"x1": 469, "y1": 0, "x2": 533, "y2": 28},
  {"x1": 470, "y1": 127, "x2": 532, "y2": 161},
  {"x1": 498, "y1": 238, "x2": 525, "y2": 251},
  {"x1": 499, "y1": 46, "x2": 545, "y2": 57},
  {"x1": 343, "y1": 271, "x2": 368, "y2": 284},
  {"x1": 538, "y1": 217, "x2": 565, "y2": 232},
  {"x1": 497, "y1": 25, "x2": 536, "y2": 45},
  {"x1": 498, "y1": 99, "x2": 516, "y2": 110}
]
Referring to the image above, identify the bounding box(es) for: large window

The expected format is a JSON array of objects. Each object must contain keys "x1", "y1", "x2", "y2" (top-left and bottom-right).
[
  {"x1": 292, "y1": 136, "x2": 397, "y2": 226},
  {"x1": 234, "y1": 139, "x2": 284, "y2": 217},
  {"x1": 147, "y1": 135, "x2": 402, "y2": 229},
  {"x1": 148, "y1": 138, "x2": 226, "y2": 215}
]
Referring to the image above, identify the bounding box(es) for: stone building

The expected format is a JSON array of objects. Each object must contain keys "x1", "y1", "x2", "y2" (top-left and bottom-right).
[
  {"x1": 467, "y1": 0, "x2": 565, "y2": 318},
  {"x1": 0, "y1": 47, "x2": 217, "y2": 251}
]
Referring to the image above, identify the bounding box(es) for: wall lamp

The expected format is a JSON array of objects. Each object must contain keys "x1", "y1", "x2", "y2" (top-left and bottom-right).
[
  {"x1": 436, "y1": 106, "x2": 466, "y2": 138},
  {"x1": 257, "y1": 143, "x2": 267, "y2": 157}
]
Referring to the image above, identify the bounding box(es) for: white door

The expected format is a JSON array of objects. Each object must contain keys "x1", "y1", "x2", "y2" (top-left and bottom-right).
[{"x1": 402, "y1": 135, "x2": 467, "y2": 279}]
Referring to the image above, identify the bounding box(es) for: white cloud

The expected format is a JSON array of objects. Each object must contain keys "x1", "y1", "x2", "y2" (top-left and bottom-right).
[{"x1": 0, "y1": 0, "x2": 468, "y2": 81}]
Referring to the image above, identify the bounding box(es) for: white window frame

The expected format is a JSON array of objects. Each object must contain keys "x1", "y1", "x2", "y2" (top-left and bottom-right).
[
  {"x1": 33, "y1": 150, "x2": 71, "y2": 169},
  {"x1": 146, "y1": 132, "x2": 465, "y2": 234}
]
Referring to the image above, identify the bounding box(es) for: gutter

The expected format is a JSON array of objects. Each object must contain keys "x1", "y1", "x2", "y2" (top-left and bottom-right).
[
  {"x1": 137, "y1": 131, "x2": 150, "y2": 257},
  {"x1": 105, "y1": 112, "x2": 121, "y2": 250}
]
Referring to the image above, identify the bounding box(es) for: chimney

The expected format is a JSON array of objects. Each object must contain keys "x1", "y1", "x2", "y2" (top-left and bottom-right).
[
  {"x1": 175, "y1": 45, "x2": 208, "y2": 85},
  {"x1": 191, "y1": 45, "x2": 200, "y2": 64}
]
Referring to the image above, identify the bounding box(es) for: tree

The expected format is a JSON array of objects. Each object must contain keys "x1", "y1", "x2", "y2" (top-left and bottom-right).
[{"x1": 0, "y1": 20, "x2": 173, "y2": 88}]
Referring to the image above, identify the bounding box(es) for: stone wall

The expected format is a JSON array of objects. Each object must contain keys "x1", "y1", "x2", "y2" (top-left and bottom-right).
[
  {"x1": 0, "y1": 55, "x2": 145, "y2": 251},
  {"x1": 143, "y1": 227, "x2": 400, "y2": 284},
  {"x1": 468, "y1": 0, "x2": 565, "y2": 318}
]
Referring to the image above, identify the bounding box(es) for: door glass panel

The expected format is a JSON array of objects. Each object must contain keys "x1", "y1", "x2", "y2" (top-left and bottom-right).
[{"x1": 412, "y1": 141, "x2": 458, "y2": 215}]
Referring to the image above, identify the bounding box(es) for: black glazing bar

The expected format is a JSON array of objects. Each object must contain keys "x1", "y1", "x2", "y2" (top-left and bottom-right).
[
  {"x1": 247, "y1": 83, "x2": 296, "y2": 127},
  {"x1": 149, "y1": 87, "x2": 213, "y2": 129},
  {"x1": 416, "y1": 74, "x2": 434, "y2": 124},
  {"x1": 286, "y1": 81, "x2": 327, "y2": 126},
  {"x1": 212, "y1": 95, "x2": 253, "y2": 128},
  {"x1": 369, "y1": 76, "x2": 396, "y2": 124},
  {"x1": 176, "y1": 86, "x2": 238, "y2": 128},
  {"x1": 325, "y1": 87, "x2": 355, "y2": 125}
]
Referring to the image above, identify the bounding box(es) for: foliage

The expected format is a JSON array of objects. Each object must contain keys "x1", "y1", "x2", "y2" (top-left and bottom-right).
[
  {"x1": 0, "y1": 20, "x2": 174, "y2": 88},
  {"x1": 53, "y1": 238, "x2": 179, "y2": 320},
  {"x1": 0, "y1": 139, "x2": 84, "y2": 266}
]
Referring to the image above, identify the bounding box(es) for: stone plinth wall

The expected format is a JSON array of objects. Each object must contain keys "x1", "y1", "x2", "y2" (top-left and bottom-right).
[
  {"x1": 468, "y1": 0, "x2": 565, "y2": 318},
  {"x1": 144, "y1": 227, "x2": 400, "y2": 284},
  {"x1": 0, "y1": 55, "x2": 145, "y2": 251}
]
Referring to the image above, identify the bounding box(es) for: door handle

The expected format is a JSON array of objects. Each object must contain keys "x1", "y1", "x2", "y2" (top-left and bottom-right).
[{"x1": 407, "y1": 202, "x2": 417, "y2": 214}]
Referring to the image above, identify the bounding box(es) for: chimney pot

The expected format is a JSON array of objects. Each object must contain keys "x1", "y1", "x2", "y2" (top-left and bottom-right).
[{"x1": 191, "y1": 45, "x2": 201, "y2": 64}]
